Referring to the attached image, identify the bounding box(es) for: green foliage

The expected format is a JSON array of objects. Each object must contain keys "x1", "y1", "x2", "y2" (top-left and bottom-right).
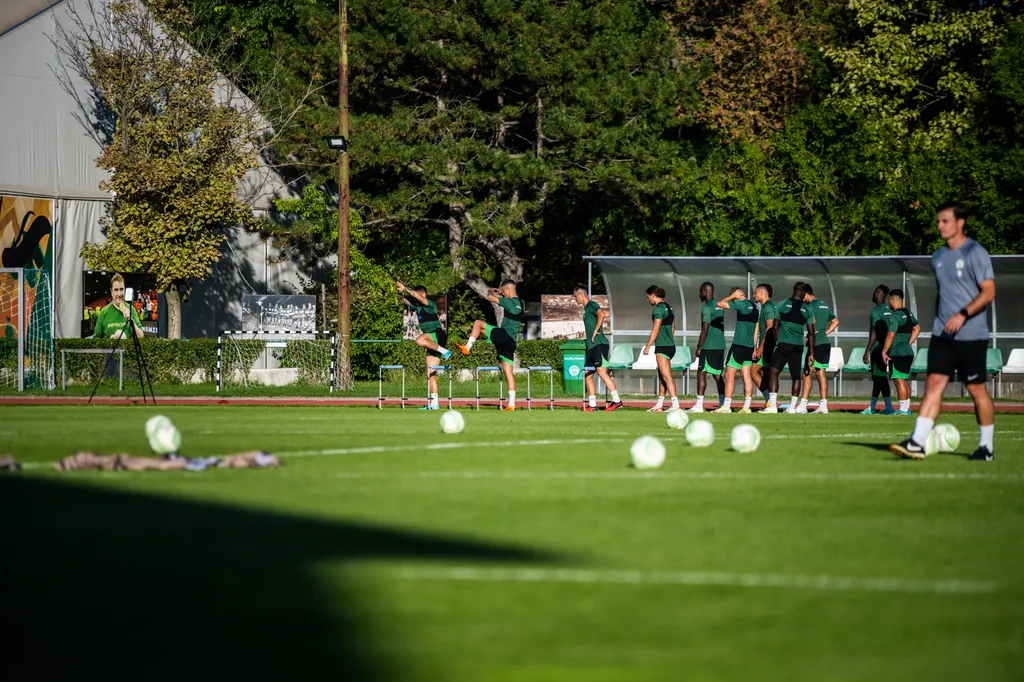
[{"x1": 55, "y1": 338, "x2": 220, "y2": 386}]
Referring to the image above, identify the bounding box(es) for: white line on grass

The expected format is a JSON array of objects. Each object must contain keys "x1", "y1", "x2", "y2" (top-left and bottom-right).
[
  {"x1": 389, "y1": 565, "x2": 999, "y2": 595},
  {"x1": 331, "y1": 470, "x2": 1024, "y2": 481},
  {"x1": 282, "y1": 437, "x2": 647, "y2": 458}
]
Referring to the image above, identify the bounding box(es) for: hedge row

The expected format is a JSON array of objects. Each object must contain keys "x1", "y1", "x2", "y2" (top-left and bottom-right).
[{"x1": 50, "y1": 337, "x2": 566, "y2": 385}]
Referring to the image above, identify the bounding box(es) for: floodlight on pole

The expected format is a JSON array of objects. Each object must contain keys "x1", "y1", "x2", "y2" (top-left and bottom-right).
[{"x1": 326, "y1": 135, "x2": 348, "y2": 152}]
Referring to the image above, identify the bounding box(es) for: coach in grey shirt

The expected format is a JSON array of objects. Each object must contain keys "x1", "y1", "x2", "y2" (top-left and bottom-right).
[{"x1": 891, "y1": 202, "x2": 997, "y2": 461}]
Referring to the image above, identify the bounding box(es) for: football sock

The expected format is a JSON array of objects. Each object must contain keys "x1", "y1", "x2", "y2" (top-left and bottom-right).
[
  {"x1": 655, "y1": 396, "x2": 665, "y2": 408},
  {"x1": 911, "y1": 417, "x2": 935, "y2": 446},
  {"x1": 798, "y1": 398, "x2": 808, "y2": 409},
  {"x1": 670, "y1": 397, "x2": 679, "y2": 409},
  {"x1": 884, "y1": 397, "x2": 894, "y2": 411},
  {"x1": 819, "y1": 399, "x2": 827, "y2": 407},
  {"x1": 768, "y1": 392, "x2": 778, "y2": 407},
  {"x1": 610, "y1": 390, "x2": 620, "y2": 403},
  {"x1": 869, "y1": 397, "x2": 878, "y2": 410},
  {"x1": 980, "y1": 424, "x2": 994, "y2": 450},
  {"x1": 588, "y1": 394, "x2": 597, "y2": 408},
  {"x1": 742, "y1": 397, "x2": 751, "y2": 410},
  {"x1": 507, "y1": 390, "x2": 516, "y2": 407},
  {"x1": 722, "y1": 398, "x2": 732, "y2": 409},
  {"x1": 761, "y1": 388, "x2": 770, "y2": 401},
  {"x1": 789, "y1": 396, "x2": 798, "y2": 410},
  {"x1": 899, "y1": 399, "x2": 910, "y2": 412},
  {"x1": 465, "y1": 336, "x2": 476, "y2": 350},
  {"x1": 718, "y1": 394, "x2": 726, "y2": 407},
  {"x1": 693, "y1": 396, "x2": 704, "y2": 409},
  {"x1": 430, "y1": 393, "x2": 438, "y2": 408},
  {"x1": 436, "y1": 346, "x2": 449, "y2": 356}
]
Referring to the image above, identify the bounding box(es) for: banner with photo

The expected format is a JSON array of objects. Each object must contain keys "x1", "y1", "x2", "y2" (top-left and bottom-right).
[
  {"x1": 82, "y1": 271, "x2": 162, "y2": 338},
  {"x1": 541, "y1": 295, "x2": 610, "y2": 339},
  {"x1": 403, "y1": 295, "x2": 447, "y2": 340},
  {"x1": 242, "y1": 294, "x2": 317, "y2": 332},
  {"x1": 1, "y1": 196, "x2": 53, "y2": 342}
]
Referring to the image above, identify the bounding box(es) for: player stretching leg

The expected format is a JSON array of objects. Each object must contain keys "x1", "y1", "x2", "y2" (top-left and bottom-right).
[
  {"x1": 891, "y1": 203, "x2": 996, "y2": 461},
  {"x1": 397, "y1": 282, "x2": 452, "y2": 410},
  {"x1": 688, "y1": 282, "x2": 726, "y2": 413},
  {"x1": 880, "y1": 289, "x2": 920, "y2": 416},
  {"x1": 573, "y1": 286, "x2": 623, "y2": 411},
  {"x1": 797, "y1": 284, "x2": 839, "y2": 414},
  {"x1": 862, "y1": 285, "x2": 895, "y2": 414},
  {"x1": 642, "y1": 286, "x2": 679, "y2": 412},
  {"x1": 763, "y1": 283, "x2": 815, "y2": 413},
  {"x1": 714, "y1": 287, "x2": 757, "y2": 413},
  {"x1": 456, "y1": 280, "x2": 526, "y2": 411},
  {"x1": 751, "y1": 284, "x2": 778, "y2": 405}
]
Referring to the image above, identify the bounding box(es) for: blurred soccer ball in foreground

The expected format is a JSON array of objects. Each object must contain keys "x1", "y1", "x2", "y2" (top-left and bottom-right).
[
  {"x1": 630, "y1": 435, "x2": 666, "y2": 470},
  {"x1": 145, "y1": 415, "x2": 170, "y2": 441},
  {"x1": 923, "y1": 429, "x2": 940, "y2": 456},
  {"x1": 730, "y1": 424, "x2": 761, "y2": 453},
  {"x1": 685, "y1": 419, "x2": 715, "y2": 447},
  {"x1": 666, "y1": 410, "x2": 689, "y2": 430},
  {"x1": 148, "y1": 421, "x2": 181, "y2": 455},
  {"x1": 933, "y1": 423, "x2": 961, "y2": 453},
  {"x1": 440, "y1": 410, "x2": 465, "y2": 434}
]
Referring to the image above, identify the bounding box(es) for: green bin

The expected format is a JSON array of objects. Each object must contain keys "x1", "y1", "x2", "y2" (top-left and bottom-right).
[{"x1": 559, "y1": 339, "x2": 587, "y2": 393}]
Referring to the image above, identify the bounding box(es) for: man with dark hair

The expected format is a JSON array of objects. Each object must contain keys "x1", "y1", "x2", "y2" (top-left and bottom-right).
[
  {"x1": 892, "y1": 202, "x2": 997, "y2": 460},
  {"x1": 396, "y1": 281, "x2": 452, "y2": 410},
  {"x1": 796, "y1": 284, "x2": 839, "y2": 414},
  {"x1": 687, "y1": 282, "x2": 726, "y2": 413},
  {"x1": 763, "y1": 282, "x2": 815, "y2": 413},
  {"x1": 94, "y1": 274, "x2": 144, "y2": 340},
  {"x1": 456, "y1": 279, "x2": 526, "y2": 411},
  {"x1": 751, "y1": 283, "x2": 777, "y2": 404},
  {"x1": 714, "y1": 286, "x2": 757, "y2": 413},
  {"x1": 642, "y1": 285, "x2": 679, "y2": 412},
  {"x1": 573, "y1": 286, "x2": 623, "y2": 411},
  {"x1": 881, "y1": 289, "x2": 920, "y2": 416},
  {"x1": 861, "y1": 285, "x2": 895, "y2": 414}
]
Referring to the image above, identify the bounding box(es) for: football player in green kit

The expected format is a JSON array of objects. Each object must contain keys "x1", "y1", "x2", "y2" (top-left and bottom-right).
[
  {"x1": 713, "y1": 287, "x2": 757, "y2": 413},
  {"x1": 688, "y1": 281, "x2": 726, "y2": 413},
  {"x1": 573, "y1": 286, "x2": 623, "y2": 411},
  {"x1": 456, "y1": 280, "x2": 526, "y2": 411},
  {"x1": 861, "y1": 285, "x2": 895, "y2": 414},
  {"x1": 880, "y1": 289, "x2": 920, "y2": 416},
  {"x1": 796, "y1": 284, "x2": 839, "y2": 414},
  {"x1": 396, "y1": 281, "x2": 452, "y2": 410},
  {"x1": 642, "y1": 285, "x2": 679, "y2": 412}
]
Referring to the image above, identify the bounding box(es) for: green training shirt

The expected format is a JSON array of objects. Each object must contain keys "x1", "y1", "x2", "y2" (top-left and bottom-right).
[
  {"x1": 757, "y1": 299, "x2": 778, "y2": 347},
  {"x1": 700, "y1": 300, "x2": 726, "y2": 351},
  {"x1": 728, "y1": 299, "x2": 758, "y2": 348},
  {"x1": 498, "y1": 296, "x2": 525, "y2": 338},
  {"x1": 887, "y1": 308, "x2": 918, "y2": 357},
  {"x1": 652, "y1": 301, "x2": 675, "y2": 346},
  {"x1": 807, "y1": 299, "x2": 837, "y2": 346},
  {"x1": 869, "y1": 303, "x2": 891, "y2": 352},
  {"x1": 775, "y1": 298, "x2": 813, "y2": 346},
  {"x1": 94, "y1": 303, "x2": 143, "y2": 339},
  {"x1": 583, "y1": 300, "x2": 608, "y2": 349}
]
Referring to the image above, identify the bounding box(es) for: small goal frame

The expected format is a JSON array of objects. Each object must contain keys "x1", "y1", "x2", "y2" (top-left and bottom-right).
[{"x1": 216, "y1": 330, "x2": 337, "y2": 392}]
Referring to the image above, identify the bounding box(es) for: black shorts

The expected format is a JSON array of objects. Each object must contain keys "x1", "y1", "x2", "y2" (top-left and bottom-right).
[
  {"x1": 870, "y1": 347, "x2": 889, "y2": 378},
  {"x1": 585, "y1": 344, "x2": 610, "y2": 370},
  {"x1": 726, "y1": 344, "x2": 754, "y2": 370},
  {"x1": 487, "y1": 326, "x2": 517, "y2": 365},
  {"x1": 698, "y1": 348, "x2": 724, "y2": 376},
  {"x1": 890, "y1": 354, "x2": 912, "y2": 379},
  {"x1": 927, "y1": 338, "x2": 987, "y2": 384},
  {"x1": 770, "y1": 342, "x2": 804, "y2": 379},
  {"x1": 812, "y1": 343, "x2": 831, "y2": 370},
  {"x1": 655, "y1": 345, "x2": 676, "y2": 360},
  {"x1": 426, "y1": 328, "x2": 448, "y2": 359}
]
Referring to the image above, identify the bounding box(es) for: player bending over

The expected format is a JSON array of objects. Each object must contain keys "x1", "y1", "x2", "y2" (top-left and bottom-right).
[
  {"x1": 880, "y1": 289, "x2": 920, "y2": 416},
  {"x1": 688, "y1": 282, "x2": 726, "y2": 413},
  {"x1": 796, "y1": 284, "x2": 839, "y2": 414},
  {"x1": 862, "y1": 285, "x2": 895, "y2": 414},
  {"x1": 891, "y1": 203, "x2": 996, "y2": 461},
  {"x1": 456, "y1": 280, "x2": 526, "y2": 411},
  {"x1": 573, "y1": 286, "x2": 623, "y2": 411},
  {"x1": 763, "y1": 283, "x2": 815, "y2": 413},
  {"x1": 397, "y1": 281, "x2": 452, "y2": 410},
  {"x1": 714, "y1": 287, "x2": 757, "y2": 413},
  {"x1": 751, "y1": 284, "x2": 778, "y2": 405},
  {"x1": 642, "y1": 285, "x2": 679, "y2": 412}
]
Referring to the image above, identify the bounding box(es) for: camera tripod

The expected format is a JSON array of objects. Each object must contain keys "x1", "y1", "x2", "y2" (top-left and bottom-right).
[{"x1": 89, "y1": 304, "x2": 156, "y2": 404}]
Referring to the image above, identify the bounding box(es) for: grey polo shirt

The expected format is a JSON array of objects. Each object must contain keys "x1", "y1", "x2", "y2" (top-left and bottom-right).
[{"x1": 931, "y1": 237, "x2": 994, "y2": 342}]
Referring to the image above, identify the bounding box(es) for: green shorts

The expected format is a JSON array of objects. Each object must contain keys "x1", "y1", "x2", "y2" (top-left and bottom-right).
[
  {"x1": 890, "y1": 355, "x2": 912, "y2": 380},
  {"x1": 484, "y1": 323, "x2": 517, "y2": 365},
  {"x1": 726, "y1": 345, "x2": 753, "y2": 370},
  {"x1": 812, "y1": 344, "x2": 831, "y2": 370}
]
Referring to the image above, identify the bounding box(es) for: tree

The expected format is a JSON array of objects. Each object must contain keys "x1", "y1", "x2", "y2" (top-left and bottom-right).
[{"x1": 52, "y1": 0, "x2": 308, "y2": 337}]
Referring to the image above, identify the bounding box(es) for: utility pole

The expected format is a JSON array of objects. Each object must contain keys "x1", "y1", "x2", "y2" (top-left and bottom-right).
[{"x1": 337, "y1": 0, "x2": 351, "y2": 388}]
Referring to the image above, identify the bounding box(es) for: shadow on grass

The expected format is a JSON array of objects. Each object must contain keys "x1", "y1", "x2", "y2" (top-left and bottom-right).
[
  {"x1": 840, "y1": 441, "x2": 967, "y2": 459},
  {"x1": 0, "y1": 476, "x2": 548, "y2": 680}
]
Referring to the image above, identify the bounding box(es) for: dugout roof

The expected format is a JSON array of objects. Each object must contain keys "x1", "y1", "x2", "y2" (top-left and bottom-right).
[{"x1": 583, "y1": 255, "x2": 1024, "y2": 346}]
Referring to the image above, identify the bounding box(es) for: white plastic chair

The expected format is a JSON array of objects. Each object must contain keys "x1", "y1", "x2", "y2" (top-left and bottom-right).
[{"x1": 1002, "y1": 348, "x2": 1024, "y2": 374}]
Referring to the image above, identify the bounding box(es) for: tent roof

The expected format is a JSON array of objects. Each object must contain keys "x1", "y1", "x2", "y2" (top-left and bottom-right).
[{"x1": 0, "y1": 0, "x2": 59, "y2": 37}]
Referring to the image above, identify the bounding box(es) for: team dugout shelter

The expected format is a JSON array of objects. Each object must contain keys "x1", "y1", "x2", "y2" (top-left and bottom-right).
[{"x1": 583, "y1": 256, "x2": 1024, "y2": 398}]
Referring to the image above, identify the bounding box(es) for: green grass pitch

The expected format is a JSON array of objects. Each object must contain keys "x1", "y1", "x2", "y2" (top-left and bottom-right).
[{"x1": 2, "y1": 405, "x2": 1023, "y2": 681}]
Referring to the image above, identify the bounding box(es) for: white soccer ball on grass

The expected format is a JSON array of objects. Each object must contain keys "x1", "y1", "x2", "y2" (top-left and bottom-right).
[
  {"x1": 933, "y1": 423, "x2": 961, "y2": 453},
  {"x1": 145, "y1": 415, "x2": 171, "y2": 440},
  {"x1": 730, "y1": 424, "x2": 761, "y2": 453},
  {"x1": 440, "y1": 410, "x2": 465, "y2": 434},
  {"x1": 630, "y1": 435, "x2": 666, "y2": 470},
  {"x1": 923, "y1": 428, "x2": 940, "y2": 457},
  {"x1": 666, "y1": 410, "x2": 689, "y2": 430},
  {"x1": 148, "y1": 421, "x2": 181, "y2": 455},
  {"x1": 685, "y1": 419, "x2": 715, "y2": 447}
]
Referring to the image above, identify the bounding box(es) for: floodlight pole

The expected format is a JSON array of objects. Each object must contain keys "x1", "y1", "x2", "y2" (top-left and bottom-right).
[{"x1": 337, "y1": 0, "x2": 352, "y2": 388}]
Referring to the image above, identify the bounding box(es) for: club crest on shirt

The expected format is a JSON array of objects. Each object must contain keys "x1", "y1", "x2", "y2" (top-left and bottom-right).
[{"x1": 956, "y1": 258, "x2": 965, "y2": 278}]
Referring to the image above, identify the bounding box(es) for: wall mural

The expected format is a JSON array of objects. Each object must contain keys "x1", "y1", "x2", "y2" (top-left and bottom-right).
[{"x1": 1, "y1": 197, "x2": 54, "y2": 370}]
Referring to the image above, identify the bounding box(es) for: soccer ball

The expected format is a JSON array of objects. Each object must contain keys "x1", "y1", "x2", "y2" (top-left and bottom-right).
[
  {"x1": 685, "y1": 419, "x2": 715, "y2": 447},
  {"x1": 630, "y1": 435, "x2": 666, "y2": 470},
  {"x1": 730, "y1": 424, "x2": 761, "y2": 453},
  {"x1": 440, "y1": 410, "x2": 465, "y2": 434},
  {"x1": 666, "y1": 410, "x2": 689, "y2": 430},
  {"x1": 148, "y1": 422, "x2": 181, "y2": 455},
  {"x1": 145, "y1": 415, "x2": 171, "y2": 440},
  {"x1": 933, "y1": 423, "x2": 961, "y2": 453},
  {"x1": 923, "y1": 428, "x2": 940, "y2": 457}
]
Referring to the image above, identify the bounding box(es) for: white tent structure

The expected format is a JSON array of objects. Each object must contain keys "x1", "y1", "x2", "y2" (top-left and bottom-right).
[{"x1": 0, "y1": 0, "x2": 311, "y2": 338}]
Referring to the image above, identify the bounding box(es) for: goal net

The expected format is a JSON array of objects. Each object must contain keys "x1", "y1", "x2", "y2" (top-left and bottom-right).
[
  {"x1": 217, "y1": 330, "x2": 338, "y2": 391},
  {"x1": 0, "y1": 268, "x2": 55, "y2": 390}
]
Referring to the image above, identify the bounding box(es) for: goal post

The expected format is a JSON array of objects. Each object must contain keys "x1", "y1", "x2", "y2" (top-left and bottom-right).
[
  {"x1": 0, "y1": 267, "x2": 55, "y2": 391},
  {"x1": 217, "y1": 330, "x2": 338, "y2": 392}
]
